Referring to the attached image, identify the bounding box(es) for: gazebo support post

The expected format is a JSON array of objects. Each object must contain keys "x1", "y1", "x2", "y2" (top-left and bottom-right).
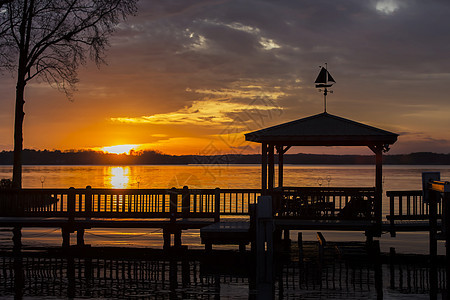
[
  {"x1": 262, "y1": 143, "x2": 268, "y2": 195},
  {"x1": 276, "y1": 146, "x2": 291, "y2": 189},
  {"x1": 277, "y1": 145, "x2": 283, "y2": 188},
  {"x1": 268, "y1": 144, "x2": 275, "y2": 191},
  {"x1": 370, "y1": 144, "x2": 383, "y2": 236}
]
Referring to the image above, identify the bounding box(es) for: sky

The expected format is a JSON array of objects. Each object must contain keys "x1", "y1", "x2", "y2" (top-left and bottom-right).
[{"x1": 1, "y1": 0, "x2": 450, "y2": 156}]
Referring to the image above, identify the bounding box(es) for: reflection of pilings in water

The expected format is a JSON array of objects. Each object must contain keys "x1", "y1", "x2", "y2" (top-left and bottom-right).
[
  {"x1": 13, "y1": 255, "x2": 24, "y2": 299},
  {"x1": 281, "y1": 259, "x2": 375, "y2": 292},
  {"x1": 278, "y1": 241, "x2": 378, "y2": 298},
  {"x1": 0, "y1": 253, "x2": 247, "y2": 298},
  {"x1": 0, "y1": 249, "x2": 446, "y2": 298},
  {"x1": 288, "y1": 245, "x2": 446, "y2": 297},
  {"x1": 389, "y1": 257, "x2": 446, "y2": 294}
]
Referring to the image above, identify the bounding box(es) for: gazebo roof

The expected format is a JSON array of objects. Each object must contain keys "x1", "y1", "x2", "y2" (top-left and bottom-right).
[{"x1": 245, "y1": 112, "x2": 398, "y2": 146}]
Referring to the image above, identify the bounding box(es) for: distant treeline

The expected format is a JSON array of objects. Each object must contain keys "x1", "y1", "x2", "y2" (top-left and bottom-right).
[{"x1": 0, "y1": 149, "x2": 450, "y2": 165}]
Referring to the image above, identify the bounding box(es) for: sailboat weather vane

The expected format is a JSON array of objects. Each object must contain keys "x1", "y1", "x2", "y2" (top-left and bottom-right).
[{"x1": 314, "y1": 63, "x2": 336, "y2": 113}]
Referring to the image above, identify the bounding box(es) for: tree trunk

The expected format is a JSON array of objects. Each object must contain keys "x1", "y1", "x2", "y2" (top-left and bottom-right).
[
  {"x1": 12, "y1": 80, "x2": 25, "y2": 189},
  {"x1": 12, "y1": 0, "x2": 32, "y2": 189}
]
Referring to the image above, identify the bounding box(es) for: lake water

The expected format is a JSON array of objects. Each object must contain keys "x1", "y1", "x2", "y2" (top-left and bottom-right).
[{"x1": 0, "y1": 164, "x2": 449, "y2": 254}]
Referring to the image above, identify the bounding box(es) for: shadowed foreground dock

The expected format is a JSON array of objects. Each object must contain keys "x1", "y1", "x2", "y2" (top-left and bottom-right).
[{"x1": 0, "y1": 242, "x2": 445, "y2": 299}]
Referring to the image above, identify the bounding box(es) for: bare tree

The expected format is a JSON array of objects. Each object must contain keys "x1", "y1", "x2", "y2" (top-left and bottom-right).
[{"x1": 0, "y1": 0, "x2": 138, "y2": 188}]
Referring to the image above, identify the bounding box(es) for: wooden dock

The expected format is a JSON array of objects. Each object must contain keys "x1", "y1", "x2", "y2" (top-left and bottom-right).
[
  {"x1": 0, "y1": 187, "x2": 258, "y2": 249},
  {"x1": 0, "y1": 186, "x2": 445, "y2": 251}
]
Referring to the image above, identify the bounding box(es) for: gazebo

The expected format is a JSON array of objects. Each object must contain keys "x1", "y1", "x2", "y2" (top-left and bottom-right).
[{"x1": 245, "y1": 112, "x2": 398, "y2": 233}]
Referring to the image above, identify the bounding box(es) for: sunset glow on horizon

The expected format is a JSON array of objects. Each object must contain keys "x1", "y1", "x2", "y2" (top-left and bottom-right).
[
  {"x1": 1, "y1": 1, "x2": 450, "y2": 156},
  {"x1": 101, "y1": 144, "x2": 139, "y2": 155}
]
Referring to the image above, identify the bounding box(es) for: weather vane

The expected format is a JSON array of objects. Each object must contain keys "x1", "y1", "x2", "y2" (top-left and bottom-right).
[{"x1": 314, "y1": 63, "x2": 336, "y2": 112}]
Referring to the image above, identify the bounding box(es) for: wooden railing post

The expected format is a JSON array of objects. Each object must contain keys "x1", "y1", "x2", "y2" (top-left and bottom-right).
[
  {"x1": 68, "y1": 187, "x2": 75, "y2": 222},
  {"x1": 182, "y1": 186, "x2": 190, "y2": 217},
  {"x1": 170, "y1": 187, "x2": 177, "y2": 222},
  {"x1": 214, "y1": 188, "x2": 220, "y2": 222},
  {"x1": 389, "y1": 193, "x2": 396, "y2": 237},
  {"x1": 63, "y1": 187, "x2": 76, "y2": 248},
  {"x1": 85, "y1": 186, "x2": 92, "y2": 218},
  {"x1": 429, "y1": 190, "x2": 438, "y2": 257}
]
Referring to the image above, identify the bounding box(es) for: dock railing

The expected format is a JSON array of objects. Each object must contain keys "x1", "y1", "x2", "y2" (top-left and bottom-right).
[
  {"x1": 1, "y1": 186, "x2": 382, "y2": 222},
  {"x1": 0, "y1": 187, "x2": 261, "y2": 220},
  {"x1": 386, "y1": 190, "x2": 442, "y2": 221}
]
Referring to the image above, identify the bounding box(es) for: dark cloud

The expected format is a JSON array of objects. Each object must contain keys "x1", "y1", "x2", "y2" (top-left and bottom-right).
[{"x1": 1, "y1": 0, "x2": 450, "y2": 153}]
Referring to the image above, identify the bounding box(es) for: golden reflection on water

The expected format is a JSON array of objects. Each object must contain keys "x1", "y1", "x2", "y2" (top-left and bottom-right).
[{"x1": 106, "y1": 166, "x2": 131, "y2": 189}]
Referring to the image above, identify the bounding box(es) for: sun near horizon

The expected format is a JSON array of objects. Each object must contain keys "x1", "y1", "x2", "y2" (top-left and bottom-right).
[{"x1": 100, "y1": 144, "x2": 140, "y2": 155}]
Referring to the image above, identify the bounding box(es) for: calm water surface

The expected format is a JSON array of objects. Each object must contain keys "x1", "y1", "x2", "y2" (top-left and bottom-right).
[{"x1": 0, "y1": 164, "x2": 449, "y2": 254}]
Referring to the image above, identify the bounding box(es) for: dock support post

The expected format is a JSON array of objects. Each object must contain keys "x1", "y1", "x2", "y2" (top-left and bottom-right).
[
  {"x1": 77, "y1": 229, "x2": 85, "y2": 247},
  {"x1": 444, "y1": 192, "x2": 450, "y2": 299},
  {"x1": 372, "y1": 240, "x2": 383, "y2": 299},
  {"x1": 317, "y1": 232, "x2": 326, "y2": 262},
  {"x1": 283, "y1": 229, "x2": 290, "y2": 241},
  {"x1": 163, "y1": 228, "x2": 183, "y2": 249},
  {"x1": 12, "y1": 227, "x2": 22, "y2": 252},
  {"x1": 62, "y1": 227, "x2": 70, "y2": 248},
  {"x1": 298, "y1": 232, "x2": 303, "y2": 264},
  {"x1": 174, "y1": 230, "x2": 182, "y2": 248},
  {"x1": 169, "y1": 259, "x2": 178, "y2": 296},
  {"x1": 256, "y1": 195, "x2": 274, "y2": 298},
  {"x1": 67, "y1": 255, "x2": 75, "y2": 298},
  {"x1": 389, "y1": 247, "x2": 396, "y2": 289},
  {"x1": 163, "y1": 229, "x2": 171, "y2": 249},
  {"x1": 13, "y1": 254, "x2": 24, "y2": 299},
  {"x1": 283, "y1": 229, "x2": 291, "y2": 249},
  {"x1": 365, "y1": 230, "x2": 374, "y2": 244}
]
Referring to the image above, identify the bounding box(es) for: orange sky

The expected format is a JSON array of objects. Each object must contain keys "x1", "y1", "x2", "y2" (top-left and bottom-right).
[{"x1": 1, "y1": 1, "x2": 450, "y2": 156}]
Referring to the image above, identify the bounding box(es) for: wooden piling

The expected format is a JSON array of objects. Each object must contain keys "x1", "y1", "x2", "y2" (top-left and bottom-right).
[
  {"x1": 163, "y1": 229, "x2": 171, "y2": 249},
  {"x1": 372, "y1": 240, "x2": 383, "y2": 299},
  {"x1": 174, "y1": 230, "x2": 182, "y2": 248},
  {"x1": 389, "y1": 247, "x2": 396, "y2": 289},
  {"x1": 283, "y1": 229, "x2": 290, "y2": 241},
  {"x1": 62, "y1": 227, "x2": 70, "y2": 248},
  {"x1": 77, "y1": 229, "x2": 85, "y2": 247},
  {"x1": 298, "y1": 232, "x2": 303, "y2": 263},
  {"x1": 12, "y1": 226, "x2": 22, "y2": 252},
  {"x1": 317, "y1": 232, "x2": 326, "y2": 261},
  {"x1": 67, "y1": 255, "x2": 75, "y2": 298},
  {"x1": 444, "y1": 192, "x2": 450, "y2": 298}
]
